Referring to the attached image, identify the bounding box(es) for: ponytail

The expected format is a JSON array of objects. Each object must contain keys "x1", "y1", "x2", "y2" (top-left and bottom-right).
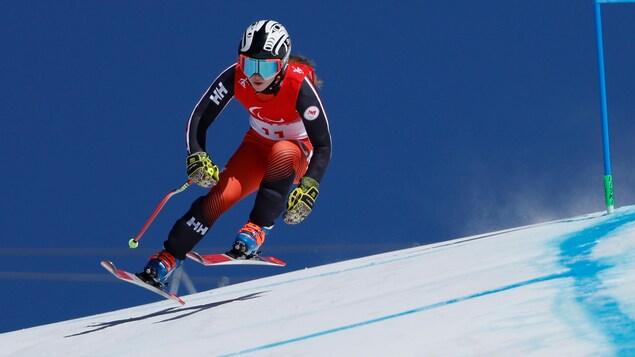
[{"x1": 289, "y1": 55, "x2": 323, "y2": 88}]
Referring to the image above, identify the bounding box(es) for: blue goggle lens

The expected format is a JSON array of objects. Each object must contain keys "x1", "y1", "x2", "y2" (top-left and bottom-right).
[{"x1": 242, "y1": 57, "x2": 281, "y2": 80}]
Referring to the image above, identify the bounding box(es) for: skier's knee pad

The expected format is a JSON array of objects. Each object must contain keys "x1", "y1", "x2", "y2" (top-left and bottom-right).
[
  {"x1": 249, "y1": 174, "x2": 296, "y2": 228},
  {"x1": 164, "y1": 196, "x2": 211, "y2": 259},
  {"x1": 263, "y1": 141, "x2": 302, "y2": 182}
]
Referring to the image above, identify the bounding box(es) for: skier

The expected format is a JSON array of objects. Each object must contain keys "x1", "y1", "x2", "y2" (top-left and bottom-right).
[{"x1": 136, "y1": 20, "x2": 332, "y2": 287}]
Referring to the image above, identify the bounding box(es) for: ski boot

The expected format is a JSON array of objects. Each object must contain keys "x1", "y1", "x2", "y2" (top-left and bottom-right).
[
  {"x1": 136, "y1": 250, "x2": 182, "y2": 289},
  {"x1": 226, "y1": 222, "x2": 272, "y2": 259}
]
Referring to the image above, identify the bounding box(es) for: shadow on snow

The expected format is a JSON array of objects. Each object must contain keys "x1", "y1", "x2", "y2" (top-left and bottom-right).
[{"x1": 65, "y1": 292, "x2": 266, "y2": 338}]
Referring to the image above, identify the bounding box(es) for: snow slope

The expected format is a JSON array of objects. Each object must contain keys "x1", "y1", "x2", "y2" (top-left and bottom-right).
[{"x1": 2, "y1": 207, "x2": 635, "y2": 356}]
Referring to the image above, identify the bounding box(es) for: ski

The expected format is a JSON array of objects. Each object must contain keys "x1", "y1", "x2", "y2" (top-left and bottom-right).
[
  {"x1": 101, "y1": 260, "x2": 185, "y2": 305},
  {"x1": 186, "y1": 251, "x2": 286, "y2": 267}
]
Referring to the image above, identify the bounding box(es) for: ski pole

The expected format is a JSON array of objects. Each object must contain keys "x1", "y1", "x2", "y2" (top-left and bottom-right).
[{"x1": 128, "y1": 179, "x2": 194, "y2": 248}]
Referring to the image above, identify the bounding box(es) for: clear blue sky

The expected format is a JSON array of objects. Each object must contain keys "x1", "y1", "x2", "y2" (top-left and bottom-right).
[{"x1": 1, "y1": 1, "x2": 634, "y2": 332}]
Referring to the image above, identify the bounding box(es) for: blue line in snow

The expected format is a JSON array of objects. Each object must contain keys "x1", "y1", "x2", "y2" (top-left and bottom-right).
[
  {"x1": 217, "y1": 210, "x2": 635, "y2": 356},
  {"x1": 220, "y1": 272, "x2": 571, "y2": 356},
  {"x1": 190, "y1": 215, "x2": 597, "y2": 305},
  {"x1": 558, "y1": 209, "x2": 635, "y2": 356}
]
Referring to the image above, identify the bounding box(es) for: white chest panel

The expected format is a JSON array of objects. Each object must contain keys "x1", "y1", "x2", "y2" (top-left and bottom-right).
[{"x1": 249, "y1": 115, "x2": 308, "y2": 141}]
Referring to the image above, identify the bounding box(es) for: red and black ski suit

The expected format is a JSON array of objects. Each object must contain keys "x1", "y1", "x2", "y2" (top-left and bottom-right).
[{"x1": 163, "y1": 62, "x2": 332, "y2": 259}]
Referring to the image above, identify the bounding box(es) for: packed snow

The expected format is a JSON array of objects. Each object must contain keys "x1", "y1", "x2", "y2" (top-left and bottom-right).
[{"x1": 1, "y1": 207, "x2": 635, "y2": 356}]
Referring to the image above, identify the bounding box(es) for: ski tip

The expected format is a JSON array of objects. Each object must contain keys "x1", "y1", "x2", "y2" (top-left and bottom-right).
[
  {"x1": 101, "y1": 260, "x2": 115, "y2": 271},
  {"x1": 186, "y1": 251, "x2": 204, "y2": 264},
  {"x1": 265, "y1": 256, "x2": 286, "y2": 266}
]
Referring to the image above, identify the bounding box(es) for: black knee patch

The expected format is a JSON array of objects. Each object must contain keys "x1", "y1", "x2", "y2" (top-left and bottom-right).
[
  {"x1": 163, "y1": 196, "x2": 211, "y2": 260},
  {"x1": 249, "y1": 175, "x2": 295, "y2": 227}
]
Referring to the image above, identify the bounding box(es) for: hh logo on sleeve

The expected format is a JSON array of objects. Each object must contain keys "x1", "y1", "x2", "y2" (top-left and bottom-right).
[{"x1": 209, "y1": 82, "x2": 228, "y2": 105}]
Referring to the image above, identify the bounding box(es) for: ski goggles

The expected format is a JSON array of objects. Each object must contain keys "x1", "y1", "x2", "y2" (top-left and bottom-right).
[{"x1": 239, "y1": 55, "x2": 282, "y2": 80}]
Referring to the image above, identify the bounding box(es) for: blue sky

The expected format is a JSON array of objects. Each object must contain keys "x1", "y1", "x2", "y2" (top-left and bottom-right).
[{"x1": 1, "y1": 1, "x2": 634, "y2": 332}]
